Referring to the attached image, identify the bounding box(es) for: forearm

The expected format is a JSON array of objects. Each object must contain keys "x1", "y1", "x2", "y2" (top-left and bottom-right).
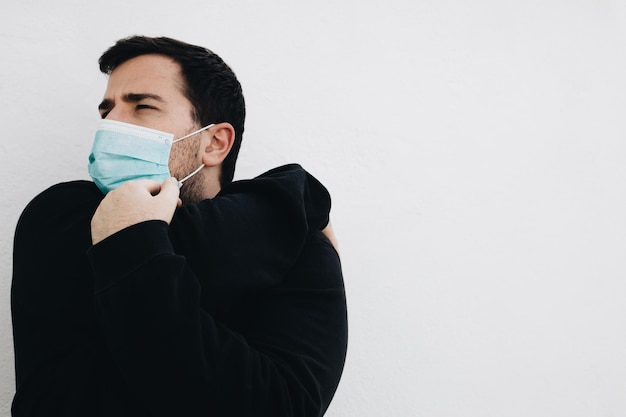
[{"x1": 89, "y1": 222, "x2": 346, "y2": 416}]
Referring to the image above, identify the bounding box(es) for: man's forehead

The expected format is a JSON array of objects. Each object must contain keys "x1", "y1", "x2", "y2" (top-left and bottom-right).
[
  {"x1": 104, "y1": 54, "x2": 184, "y2": 97},
  {"x1": 110, "y1": 53, "x2": 181, "y2": 74}
]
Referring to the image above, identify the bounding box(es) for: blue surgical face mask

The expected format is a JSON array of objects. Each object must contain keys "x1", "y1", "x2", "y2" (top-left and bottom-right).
[{"x1": 88, "y1": 119, "x2": 213, "y2": 194}]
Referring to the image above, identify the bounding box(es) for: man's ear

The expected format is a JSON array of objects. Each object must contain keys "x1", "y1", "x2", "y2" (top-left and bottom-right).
[{"x1": 201, "y1": 122, "x2": 235, "y2": 167}]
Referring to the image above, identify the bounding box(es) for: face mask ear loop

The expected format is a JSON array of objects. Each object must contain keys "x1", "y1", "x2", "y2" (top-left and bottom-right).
[
  {"x1": 177, "y1": 164, "x2": 205, "y2": 188},
  {"x1": 173, "y1": 124, "x2": 215, "y2": 143}
]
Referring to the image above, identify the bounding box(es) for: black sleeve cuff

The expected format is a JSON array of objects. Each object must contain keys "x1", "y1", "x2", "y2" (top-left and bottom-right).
[{"x1": 87, "y1": 220, "x2": 174, "y2": 293}]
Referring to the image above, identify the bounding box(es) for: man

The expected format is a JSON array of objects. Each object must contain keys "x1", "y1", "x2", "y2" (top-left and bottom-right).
[{"x1": 11, "y1": 36, "x2": 347, "y2": 416}]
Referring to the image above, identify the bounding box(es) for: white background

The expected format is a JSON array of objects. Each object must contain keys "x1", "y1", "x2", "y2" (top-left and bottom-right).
[{"x1": 2, "y1": 1, "x2": 626, "y2": 416}]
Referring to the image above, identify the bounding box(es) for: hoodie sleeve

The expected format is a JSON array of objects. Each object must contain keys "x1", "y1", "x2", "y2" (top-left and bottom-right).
[
  {"x1": 87, "y1": 164, "x2": 346, "y2": 416},
  {"x1": 168, "y1": 163, "x2": 332, "y2": 290}
]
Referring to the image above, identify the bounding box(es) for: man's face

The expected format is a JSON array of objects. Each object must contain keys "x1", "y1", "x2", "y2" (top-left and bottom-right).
[{"x1": 98, "y1": 54, "x2": 202, "y2": 184}]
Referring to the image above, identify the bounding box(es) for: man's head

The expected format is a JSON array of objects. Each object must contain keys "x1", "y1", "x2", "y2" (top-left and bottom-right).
[{"x1": 98, "y1": 36, "x2": 246, "y2": 201}]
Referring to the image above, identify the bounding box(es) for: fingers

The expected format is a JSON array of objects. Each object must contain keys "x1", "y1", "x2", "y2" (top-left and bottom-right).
[
  {"x1": 119, "y1": 178, "x2": 178, "y2": 199},
  {"x1": 115, "y1": 179, "x2": 162, "y2": 196},
  {"x1": 322, "y1": 220, "x2": 340, "y2": 255},
  {"x1": 157, "y1": 177, "x2": 181, "y2": 203},
  {"x1": 161, "y1": 177, "x2": 180, "y2": 193},
  {"x1": 152, "y1": 178, "x2": 181, "y2": 224},
  {"x1": 91, "y1": 178, "x2": 182, "y2": 245}
]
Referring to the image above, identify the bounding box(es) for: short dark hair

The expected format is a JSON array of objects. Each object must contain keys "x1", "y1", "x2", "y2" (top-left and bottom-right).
[{"x1": 98, "y1": 35, "x2": 246, "y2": 186}]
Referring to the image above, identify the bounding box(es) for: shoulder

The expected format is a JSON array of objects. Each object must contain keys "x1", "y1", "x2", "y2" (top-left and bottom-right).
[
  {"x1": 16, "y1": 180, "x2": 103, "y2": 237},
  {"x1": 23, "y1": 180, "x2": 101, "y2": 206},
  {"x1": 222, "y1": 164, "x2": 327, "y2": 195},
  {"x1": 13, "y1": 181, "x2": 103, "y2": 290},
  {"x1": 221, "y1": 164, "x2": 304, "y2": 192},
  {"x1": 219, "y1": 164, "x2": 332, "y2": 228},
  {"x1": 254, "y1": 164, "x2": 329, "y2": 198}
]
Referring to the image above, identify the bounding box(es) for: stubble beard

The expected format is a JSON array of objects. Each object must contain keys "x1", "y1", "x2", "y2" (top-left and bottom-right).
[
  {"x1": 171, "y1": 135, "x2": 206, "y2": 205},
  {"x1": 178, "y1": 169, "x2": 206, "y2": 205}
]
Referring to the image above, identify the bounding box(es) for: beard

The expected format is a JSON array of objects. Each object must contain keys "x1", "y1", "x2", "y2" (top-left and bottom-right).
[
  {"x1": 170, "y1": 133, "x2": 207, "y2": 205},
  {"x1": 178, "y1": 166, "x2": 206, "y2": 205}
]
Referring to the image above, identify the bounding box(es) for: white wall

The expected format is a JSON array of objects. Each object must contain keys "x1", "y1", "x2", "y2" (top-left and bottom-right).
[{"x1": 2, "y1": 1, "x2": 626, "y2": 416}]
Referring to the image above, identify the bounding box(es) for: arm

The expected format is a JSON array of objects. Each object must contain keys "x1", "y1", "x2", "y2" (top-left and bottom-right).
[
  {"x1": 88, "y1": 164, "x2": 346, "y2": 415},
  {"x1": 167, "y1": 163, "x2": 333, "y2": 290},
  {"x1": 12, "y1": 166, "x2": 346, "y2": 416},
  {"x1": 89, "y1": 220, "x2": 347, "y2": 416},
  {"x1": 91, "y1": 164, "x2": 333, "y2": 290},
  {"x1": 11, "y1": 181, "x2": 104, "y2": 416}
]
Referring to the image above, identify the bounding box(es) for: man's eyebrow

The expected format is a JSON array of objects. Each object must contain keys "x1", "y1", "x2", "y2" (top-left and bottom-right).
[
  {"x1": 98, "y1": 93, "x2": 165, "y2": 112},
  {"x1": 124, "y1": 93, "x2": 165, "y2": 103},
  {"x1": 98, "y1": 98, "x2": 112, "y2": 112}
]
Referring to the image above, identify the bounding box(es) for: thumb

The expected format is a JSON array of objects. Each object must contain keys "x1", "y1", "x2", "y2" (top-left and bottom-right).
[
  {"x1": 153, "y1": 178, "x2": 181, "y2": 224},
  {"x1": 156, "y1": 177, "x2": 181, "y2": 203}
]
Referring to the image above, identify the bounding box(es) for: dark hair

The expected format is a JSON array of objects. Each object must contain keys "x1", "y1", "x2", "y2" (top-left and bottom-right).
[{"x1": 99, "y1": 35, "x2": 246, "y2": 186}]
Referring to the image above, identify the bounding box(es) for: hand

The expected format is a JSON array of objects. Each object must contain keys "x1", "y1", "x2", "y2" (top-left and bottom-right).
[
  {"x1": 322, "y1": 220, "x2": 340, "y2": 256},
  {"x1": 91, "y1": 178, "x2": 182, "y2": 245}
]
